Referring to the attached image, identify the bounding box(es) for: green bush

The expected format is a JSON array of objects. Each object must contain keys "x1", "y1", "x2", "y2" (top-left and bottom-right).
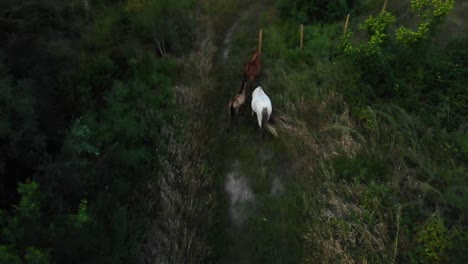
[
  {"x1": 416, "y1": 215, "x2": 450, "y2": 263},
  {"x1": 359, "y1": 182, "x2": 393, "y2": 213},
  {"x1": 0, "y1": 181, "x2": 89, "y2": 264}
]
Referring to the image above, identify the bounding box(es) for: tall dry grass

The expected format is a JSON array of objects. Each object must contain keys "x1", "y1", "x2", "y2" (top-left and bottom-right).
[
  {"x1": 140, "y1": 123, "x2": 215, "y2": 264},
  {"x1": 140, "y1": 11, "x2": 221, "y2": 264}
]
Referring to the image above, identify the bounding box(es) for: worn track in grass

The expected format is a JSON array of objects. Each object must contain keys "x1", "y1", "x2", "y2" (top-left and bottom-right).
[{"x1": 204, "y1": 2, "x2": 306, "y2": 263}]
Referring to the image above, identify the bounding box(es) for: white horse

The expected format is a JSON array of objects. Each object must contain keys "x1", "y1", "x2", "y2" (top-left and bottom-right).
[{"x1": 251, "y1": 86, "x2": 277, "y2": 137}]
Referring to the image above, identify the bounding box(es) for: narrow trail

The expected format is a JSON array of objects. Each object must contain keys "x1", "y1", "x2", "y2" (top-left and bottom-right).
[{"x1": 211, "y1": 2, "x2": 304, "y2": 263}]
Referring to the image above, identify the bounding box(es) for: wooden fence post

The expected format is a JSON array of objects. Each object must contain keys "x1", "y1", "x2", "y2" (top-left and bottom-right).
[
  {"x1": 382, "y1": 0, "x2": 388, "y2": 13},
  {"x1": 343, "y1": 14, "x2": 350, "y2": 34},
  {"x1": 300, "y1": 24, "x2": 304, "y2": 49},
  {"x1": 258, "y1": 29, "x2": 263, "y2": 52}
]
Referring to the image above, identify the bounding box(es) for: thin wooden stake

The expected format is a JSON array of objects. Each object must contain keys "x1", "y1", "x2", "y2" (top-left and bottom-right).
[
  {"x1": 300, "y1": 24, "x2": 304, "y2": 49},
  {"x1": 344, "y1": 14, "x2": 350, "y2": 34},
  {"x1": 382, "y1": 0, "x2": 388, "y2": 13},
  {"x1": 258, "y1": 29, "x2": 263, "y2": 52}
]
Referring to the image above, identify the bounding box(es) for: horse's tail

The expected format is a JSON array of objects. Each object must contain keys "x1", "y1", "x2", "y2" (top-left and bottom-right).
[
  {"x1": 262, "y1": 107, "x2": 278, "y2": 137},
  {"x1": 230, "y1": 103, "x2": 236, "y2": 117},
  {"x1": 261, "y1": 108, "x2": 268, "y2": 128},
  {"x1": 265, "y1": 123, "x2": 278, "y2": 137}
]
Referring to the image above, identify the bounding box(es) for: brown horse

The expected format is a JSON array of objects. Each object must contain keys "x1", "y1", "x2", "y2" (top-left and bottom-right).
[
  {"x1": 243, "y1": 50, "x2": 261, "y2": 90},
  {"x1": 226, "y1": 80, "x2": 248, "y2": 133}
]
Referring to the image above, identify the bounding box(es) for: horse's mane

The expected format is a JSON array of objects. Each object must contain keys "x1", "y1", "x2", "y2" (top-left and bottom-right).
[
  {"x1": 238, "y1": 80, "x2": 247, "y2": 94},
  {"x1": 251, "y1": 51, "x2": 261, "y2": 63}
]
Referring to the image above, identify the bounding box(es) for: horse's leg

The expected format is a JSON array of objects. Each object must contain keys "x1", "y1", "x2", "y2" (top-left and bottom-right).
[
  {"x1": 245, "y1": 79, "x2": 251, "y2": 103},
  {"x1": 226, "y1": 103, "x2": 231, "y2": 133}
]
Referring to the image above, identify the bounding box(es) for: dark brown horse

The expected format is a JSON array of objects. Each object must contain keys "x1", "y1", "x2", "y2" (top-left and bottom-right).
[
  {"x1": 226, "y1": 80, "x2": 248, "y2": 133},
  {"x1": 243, "y1": 50, "x2": 261, "y2": 90}
]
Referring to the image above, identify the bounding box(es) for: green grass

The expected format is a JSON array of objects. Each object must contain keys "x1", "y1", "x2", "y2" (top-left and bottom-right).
[{"x1": 241, "y1": 185, "x2": 307, "y2": 263}]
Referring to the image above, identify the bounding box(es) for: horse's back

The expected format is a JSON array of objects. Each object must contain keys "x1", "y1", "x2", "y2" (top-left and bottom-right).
[{"x1": 252, "y1": 92, "x2": 272, "y2": 116}]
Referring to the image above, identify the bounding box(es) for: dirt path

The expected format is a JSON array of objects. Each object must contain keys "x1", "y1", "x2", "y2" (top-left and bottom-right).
[{"x1": 211, "y1": 2, "x2": 304, "y2": 263}]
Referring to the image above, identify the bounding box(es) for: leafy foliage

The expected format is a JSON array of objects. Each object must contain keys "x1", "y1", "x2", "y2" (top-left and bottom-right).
[
  {"x1": 396, "y1": 0, "x2": 455, "y2": 46},
  {"x1": 0, "y1": 0, "x2": 195, "y2": 263},
  {"x1": 360, "y1": 11, "x2": 396, "y2": 46},
  {"x1": 416, "y1": 215, "x2": 450, "y2": 263},
  {"x1": 0, "y1": 181, "x2": 77, "y2": 264}
]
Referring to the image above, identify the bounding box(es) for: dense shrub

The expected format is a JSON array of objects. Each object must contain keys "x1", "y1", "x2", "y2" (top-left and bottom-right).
[{"x1": 0, "y1": 1, "x2": 188, "y2": 263}]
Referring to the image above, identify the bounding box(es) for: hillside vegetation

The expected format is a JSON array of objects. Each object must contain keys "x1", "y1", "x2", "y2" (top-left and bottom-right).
[{"x1": 261, "y1": 0, "x2": 467, "y2": 262}]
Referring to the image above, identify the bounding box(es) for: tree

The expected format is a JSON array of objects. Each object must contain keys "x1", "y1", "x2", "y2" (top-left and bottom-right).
[
  {"x1": 0, "y1": 181, "x2": 89, "y2": 264},
  {"x1": 396, "y1": 0, "x2": 454, "y2": 46},
  {"x1": 125, "y1": 0, "x2": 195, "y2": 56}
]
